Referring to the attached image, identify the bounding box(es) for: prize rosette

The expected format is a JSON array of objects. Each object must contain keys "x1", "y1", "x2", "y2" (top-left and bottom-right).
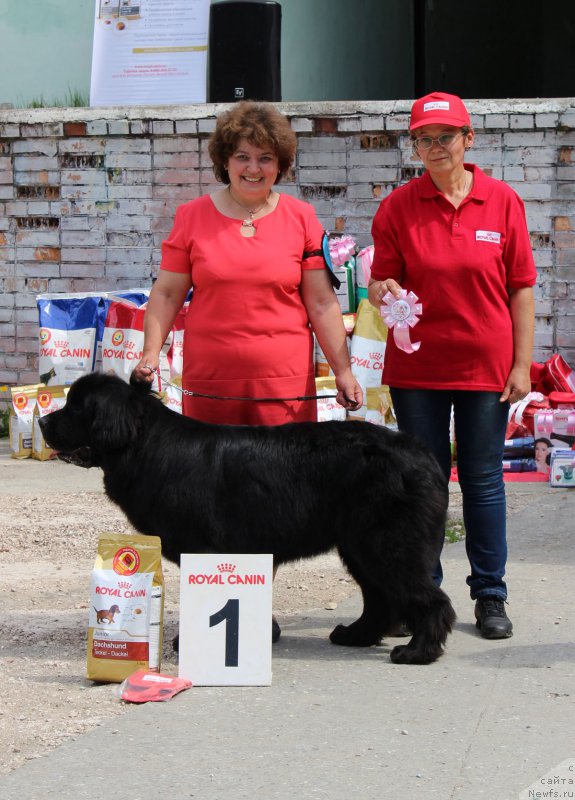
[
  {"x1": 380, "y1": 290, "x2": 422, "y2": 354},
  {"x1": 328, "y1": 235, "x2": 356, "y2": 267}
]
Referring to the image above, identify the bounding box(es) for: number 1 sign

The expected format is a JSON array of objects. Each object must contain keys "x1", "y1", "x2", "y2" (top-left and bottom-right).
[{"x1": 179, "y1": 554, "x2": 273, "y2": 686}]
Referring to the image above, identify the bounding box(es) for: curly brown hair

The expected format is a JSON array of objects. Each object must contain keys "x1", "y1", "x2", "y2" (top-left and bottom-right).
[{"x1": 208, "y1": 101, "x2": 296, "y2": 184}]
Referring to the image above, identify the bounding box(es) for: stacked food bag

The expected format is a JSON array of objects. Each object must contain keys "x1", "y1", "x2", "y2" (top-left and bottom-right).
[
  {"x1": 505, "y1": 355, "x2": 575, "y2": 486},
  {"x1": 15, "y1": 239, "x2": 396, "y2": 462}
]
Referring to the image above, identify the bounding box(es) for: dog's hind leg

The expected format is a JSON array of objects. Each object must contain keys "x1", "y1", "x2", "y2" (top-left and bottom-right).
[
  {"x1": 389, "y1": 585, "x2": 456, "y2": 665},
  {"x1": 329, "y1": 582, "x2": 390, "y2": 647}
]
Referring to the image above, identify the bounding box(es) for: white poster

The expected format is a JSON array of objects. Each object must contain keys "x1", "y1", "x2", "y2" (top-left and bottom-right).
[
  {"x1": 179, "y1": 554, "x2": 273, "y2": 686},
  {"x1": 90, "y1": 0, "x2": 210, "y2": 106}
]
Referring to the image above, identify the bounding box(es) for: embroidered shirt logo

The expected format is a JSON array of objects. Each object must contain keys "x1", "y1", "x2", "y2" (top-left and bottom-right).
[
  {"x1": 423, "y1": 101, "x2": 450, "y2": 112},
  {"x1": 476, "y1": 230, "x2": 501, "y2": 244}
]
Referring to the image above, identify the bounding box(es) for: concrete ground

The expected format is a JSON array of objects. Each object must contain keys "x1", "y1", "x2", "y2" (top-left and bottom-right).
[{"x1": 0, "y1": 448, "x2": 574, "y2": 800}]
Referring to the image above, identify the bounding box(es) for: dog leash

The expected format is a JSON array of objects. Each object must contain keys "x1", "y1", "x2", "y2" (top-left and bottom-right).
[{"x1": 144, "y1": 365, "x2": 338, "y2": 403}]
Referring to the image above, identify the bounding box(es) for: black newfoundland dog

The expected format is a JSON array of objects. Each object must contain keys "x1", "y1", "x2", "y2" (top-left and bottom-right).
[{"x1": 40, "y1": 372, "x2": 455, "y2": 664}]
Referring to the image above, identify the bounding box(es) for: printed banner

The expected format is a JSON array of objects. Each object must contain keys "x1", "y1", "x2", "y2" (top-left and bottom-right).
[{"x1": 90, "y1": 0, "x2": 210, "y2": 106}]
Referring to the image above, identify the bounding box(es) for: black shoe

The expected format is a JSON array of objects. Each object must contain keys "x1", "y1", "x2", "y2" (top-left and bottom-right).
[
  {"x1": 474, "y1": 596, "x2": 513, "y2": 639},
  {"x1": 272, "y1": 615, "x2": 281, "y2": 643}
]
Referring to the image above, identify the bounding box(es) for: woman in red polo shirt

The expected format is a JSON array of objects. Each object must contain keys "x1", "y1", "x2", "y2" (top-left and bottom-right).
[{"x1": 368, "y1": 92, "x2": 536, "y2": 640}]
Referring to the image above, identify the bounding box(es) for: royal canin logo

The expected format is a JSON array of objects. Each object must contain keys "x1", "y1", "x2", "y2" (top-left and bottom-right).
[{"x1": 188, "y1": 562, "x2": 265, "y2": 585}]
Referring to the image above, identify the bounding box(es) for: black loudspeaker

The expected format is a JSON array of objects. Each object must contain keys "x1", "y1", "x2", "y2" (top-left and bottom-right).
[{"x1": 208, "y1": 1, "x2": 281, "y2": 103}]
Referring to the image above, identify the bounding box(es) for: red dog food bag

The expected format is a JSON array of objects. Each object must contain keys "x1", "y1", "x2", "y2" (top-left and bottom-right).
[
  {"x1": 101, "y1": 301, "x2": 171, "y2": 390},
  {"x1": 87, "y1": 533, "x2": 164, "y2": 683},
  {"x1": 164, "y1": 303, "x2": 189, "y2": 414}
]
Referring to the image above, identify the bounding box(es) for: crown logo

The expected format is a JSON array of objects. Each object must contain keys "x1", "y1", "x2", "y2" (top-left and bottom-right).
[
  {"x1": 217, "y1": 562, "x2": 236, "y2": 573},
  {"x1": 369, "y1": 351, "x2": 383, "y2": 360},
  {"x1": 118, "y1": 581, "x2": 132, "y2": 589}
]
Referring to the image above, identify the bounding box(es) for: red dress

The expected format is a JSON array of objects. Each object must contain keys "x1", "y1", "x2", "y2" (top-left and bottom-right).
[{"x1": 160, "y1": 193, "x2": 325, "y2": 424}]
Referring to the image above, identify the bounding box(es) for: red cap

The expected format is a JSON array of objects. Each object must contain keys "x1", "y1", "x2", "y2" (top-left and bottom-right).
[{"x1": 409, "y1": 92, "x2": 470, "y2": 131}]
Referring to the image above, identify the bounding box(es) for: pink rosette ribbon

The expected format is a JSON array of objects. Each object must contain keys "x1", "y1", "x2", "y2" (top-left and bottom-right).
[
  {"x1": 380, "y1": 289, "x2": 423, "y2": 354},
  {"x1": 357, "y1": 245, "x2": 374, "y2": 287},
  {"x1": 328, "y1": 235, "x2": 356, "y2": 267},
  {"x1": 536, "y1": 410, "x2": 575, "y2": 435}
]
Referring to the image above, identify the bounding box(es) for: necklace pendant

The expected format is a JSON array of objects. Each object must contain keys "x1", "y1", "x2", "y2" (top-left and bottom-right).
[{"x1": 240, "y1": 220, "x2": 256, "y2": 238}]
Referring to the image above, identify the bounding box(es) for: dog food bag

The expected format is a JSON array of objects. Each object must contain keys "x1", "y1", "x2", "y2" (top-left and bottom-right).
[
  {"x1": 106, "y1": 288, "x2": 151, "y2": 307},
  {"x1": 96, "y1": 290, "x2": 151, "y2": 365},
  {"x1": 364, "y1": 386, "x2": 397, "y2": 428},
  {"x1": 9, "y1": 385, "x2": 41, "y2": 459},
  {"x1": 315, "y1": 377, "x2": 347, "y2": 422},
  {"x1": 37, "y1": 293, "x2": 100, "y2": 385},
  {"x1": 102, "y1": 301, "x2": 171, "y2": 390},
  {"x1": 32, "y1": 385, "x2": 69, "y2": 461},
  {"x1": 314, "y1": 313, "x2": 355, "y2": 378},
  {"x1": 87, "y1": 533, "x2": 165, "y2": 683},
  {"x1": 164, "y1": 304, "x2": 189, "y2": 415},
  {"x1": 350, "y1": 299, "x2": 387, "y2": 385},
  {"x1": 314, "y1": 336, "x2": 351, "y2": 378},
  {"x1": 348, "y1": 299, "x2": 388, "y2": 418}
]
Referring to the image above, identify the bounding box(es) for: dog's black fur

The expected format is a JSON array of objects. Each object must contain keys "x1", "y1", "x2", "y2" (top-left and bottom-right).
[{"x1": 40, "y1": 372, "x2": 456, "y2": 664}]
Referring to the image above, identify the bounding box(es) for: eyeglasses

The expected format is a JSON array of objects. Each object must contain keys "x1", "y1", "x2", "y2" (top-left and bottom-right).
[{"x1": 413, "y1": 132, "x2": 463, "y2": 151}]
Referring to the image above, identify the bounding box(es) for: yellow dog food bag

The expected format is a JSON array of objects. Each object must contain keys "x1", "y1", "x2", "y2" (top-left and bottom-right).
[
  {"x1": 88, "y1": 533, "x2": 164, "y2": 683},
  {"x1": 32, "y1": 385, "x2": 69, "y2": 461},
  {"x1": 9, "y1": 385, "x2": 42, "y2": 459}
]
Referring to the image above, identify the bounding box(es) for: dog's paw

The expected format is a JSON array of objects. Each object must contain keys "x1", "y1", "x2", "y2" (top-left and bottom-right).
[
  {"x1": 272, "y1": 616, "x2": 281, "y2": 644},
  {"x1": 390, "y1": 643, "x2": 441, "y2": 665},
  {"x1": 329, "y1": 623, "x2": 381, "y2": 647}
]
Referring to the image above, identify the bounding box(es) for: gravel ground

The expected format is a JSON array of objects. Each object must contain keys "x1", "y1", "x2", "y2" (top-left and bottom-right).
[
  {"x1": 1, "y1": 445, "x2": 540, "y2": 777},
  {"x1": 0, "y1": 486, "x2": 361, "y2": 775}
]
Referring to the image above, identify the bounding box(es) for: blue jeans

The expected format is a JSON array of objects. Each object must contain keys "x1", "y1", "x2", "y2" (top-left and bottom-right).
[{"x1": 390, "y1": 388, "x2": 509, "y2": 601}]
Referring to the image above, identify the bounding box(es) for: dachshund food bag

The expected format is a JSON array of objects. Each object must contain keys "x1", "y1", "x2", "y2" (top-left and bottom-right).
[{"x1": 87, "y1": 533, "x2": 164, "y2": 683}]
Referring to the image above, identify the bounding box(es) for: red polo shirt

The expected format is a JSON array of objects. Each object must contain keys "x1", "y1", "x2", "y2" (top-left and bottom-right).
[{"x1": 370, "y1": 164, "x2": 537, "y2": 391}]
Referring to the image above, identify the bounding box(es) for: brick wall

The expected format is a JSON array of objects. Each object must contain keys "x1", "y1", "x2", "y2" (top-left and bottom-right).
[{"x1": 1, "y1": 99, "x2": 574, "y2": 385}]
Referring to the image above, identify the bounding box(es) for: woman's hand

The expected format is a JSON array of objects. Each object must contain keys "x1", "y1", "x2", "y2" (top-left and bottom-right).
[
  {"x1": 130, "y1": 270, "x2": 191, "y2": 385},
  {"x1": 500, "y1": 365, "x2": 531, "y2": 404},
  {"x1": 367, "y1": 278, "x2": 403, "y2": 308},
  {"x1": 334, "y1": 368, "x2": 363, "y2": 411},
  {"x1": 131, "y1": 356, "x2": 159, "y2": 385},
  {"x1": 504, "y1": 287, "x2": 535, "y2": 404}
]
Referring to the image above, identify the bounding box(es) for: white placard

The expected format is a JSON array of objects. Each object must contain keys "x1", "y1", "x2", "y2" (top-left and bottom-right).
[
  {"x1": 90, "y1": 0, "x2": 210, "y2": 107},
  {"x1": 179, "y1": 554, "x2": 273, "y2": 686}
]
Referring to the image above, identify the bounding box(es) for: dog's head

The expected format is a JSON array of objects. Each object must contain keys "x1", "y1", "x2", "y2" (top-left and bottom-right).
[
  {"x1": 39, "y1": 372, "x2": 154, "y2": 465},
  {"x1": 559, "y1": 464, "x2": 574, "y2": 480}
]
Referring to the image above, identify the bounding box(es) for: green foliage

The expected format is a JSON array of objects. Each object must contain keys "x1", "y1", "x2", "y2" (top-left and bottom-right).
[
  {"x1": 445, "y1": 519, "x2": 465, "y2": 544},
  {"x1": 0, "y1": 408, "x2": 9, "y2": 438},
  {"x1": 20, "y1": 87, "x2": 89, "y2": 109}
]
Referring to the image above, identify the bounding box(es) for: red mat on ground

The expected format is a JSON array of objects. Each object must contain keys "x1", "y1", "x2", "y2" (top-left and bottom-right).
[{"x1": 450, "y1": 467, "x2": 549, "y2": 483}]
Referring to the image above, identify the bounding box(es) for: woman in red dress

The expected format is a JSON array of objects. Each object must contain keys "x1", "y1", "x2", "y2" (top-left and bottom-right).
[
  {"x1": 133, "y1": 102, "x2": 362, "y2": 644},
  {"x1": 133, "y1": 101, "x2": 362, "y2": 424}
]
